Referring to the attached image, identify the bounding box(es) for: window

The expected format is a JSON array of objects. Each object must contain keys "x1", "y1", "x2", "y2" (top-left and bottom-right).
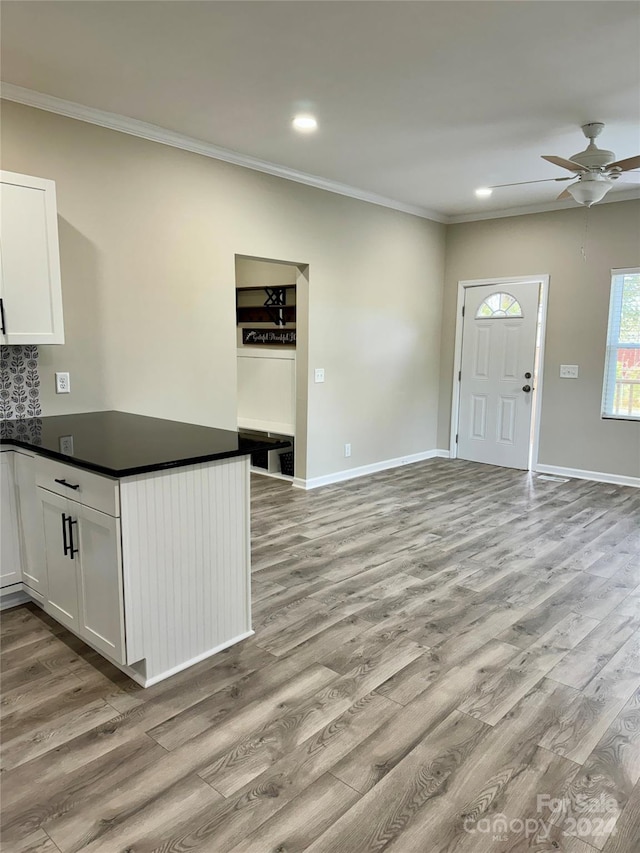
[
  {"x1": 476, "y1": 292, "x2": 523, "y2": 319},
  {"x1": 602, "y1": 269, "x2": 640, "y2": 420}
]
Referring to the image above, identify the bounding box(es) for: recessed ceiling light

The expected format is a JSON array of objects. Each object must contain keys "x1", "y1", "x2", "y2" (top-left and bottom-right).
[
  {"x1": 475, "y1": 187, "x2": 493, "y2": 198},
  {"x1": 292, "y1": 114, "x2": 318, "y2": 132}
]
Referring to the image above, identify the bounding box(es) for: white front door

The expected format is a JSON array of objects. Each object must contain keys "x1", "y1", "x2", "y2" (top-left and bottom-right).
[{"x1": 457, "y1": 281, "x2": 540, "y2": 469}]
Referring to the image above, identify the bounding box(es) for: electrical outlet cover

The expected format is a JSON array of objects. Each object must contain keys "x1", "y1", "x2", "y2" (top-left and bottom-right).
[
  {"x1": 55, "y1": 372, "x2": 71, "y2": 393},
  {"x1": 59, "y1": 435, "x2": 74, "y2": 455}
]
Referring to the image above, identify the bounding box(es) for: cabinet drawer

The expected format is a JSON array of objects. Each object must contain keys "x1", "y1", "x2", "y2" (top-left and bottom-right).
[{"x1": 35, "y1": 457, "x2": 119, "y2": 517}]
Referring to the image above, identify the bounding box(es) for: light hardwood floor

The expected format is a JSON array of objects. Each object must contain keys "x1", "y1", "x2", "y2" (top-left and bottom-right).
[{"x1": 1, "y1": 458, "x2": 639, "y2": 852}]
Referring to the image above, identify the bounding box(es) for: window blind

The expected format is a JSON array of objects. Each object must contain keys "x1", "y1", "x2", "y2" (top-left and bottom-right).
[{"x1": 602, "y1": 270, "x2": 640, "y2": 420}]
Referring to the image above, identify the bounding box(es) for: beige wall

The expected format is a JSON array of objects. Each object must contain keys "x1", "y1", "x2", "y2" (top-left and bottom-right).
[
  {"x1": 1, "y1": 101, "x2": 446, "y2": 480},
  {"x1": 439, "y1": 201, "x2": 640, "y2": 477},
  {"x1": 6, "y1": 101, "x2": 635, "y2": 482}
]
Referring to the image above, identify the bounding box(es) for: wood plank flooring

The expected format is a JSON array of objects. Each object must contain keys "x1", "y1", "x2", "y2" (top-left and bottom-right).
[{"x1": 1, "y1": 458, "x2": 639, "y2": 852}]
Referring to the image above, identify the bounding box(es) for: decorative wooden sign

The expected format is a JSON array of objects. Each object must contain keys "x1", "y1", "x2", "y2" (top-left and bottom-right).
[{"x1": 242, "y1": 328, "x2": 296, "y2": 346}]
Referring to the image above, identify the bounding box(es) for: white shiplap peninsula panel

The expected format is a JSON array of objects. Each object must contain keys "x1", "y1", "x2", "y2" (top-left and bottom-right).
[{"x1": 119, "y1": 456, "x2": 252, "y2": 684}]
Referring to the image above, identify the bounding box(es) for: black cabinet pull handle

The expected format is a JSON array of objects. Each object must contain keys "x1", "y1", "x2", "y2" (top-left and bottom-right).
[
  {"x1": 61, "y1": 512, "x2": 70, "y2": 556},
  {"x1": 68, "y1": 517, "x2": 79, "y2": 559},
  {"x1": 55, "y1": 478, "x2": 80, "y2": 490},
  {"x1": 0, "y1": 298, "x2": 6, "y2": 335}
]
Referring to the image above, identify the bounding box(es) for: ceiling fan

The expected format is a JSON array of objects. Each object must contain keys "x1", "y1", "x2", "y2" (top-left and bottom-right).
[{"x1": 481, "y1": 123, "x2": 640, "y2": 206}]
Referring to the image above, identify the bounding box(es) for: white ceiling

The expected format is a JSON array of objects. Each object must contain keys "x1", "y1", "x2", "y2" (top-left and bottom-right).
[{"x1": 2, "y1": 1, "x2": 639, "y2": 221}]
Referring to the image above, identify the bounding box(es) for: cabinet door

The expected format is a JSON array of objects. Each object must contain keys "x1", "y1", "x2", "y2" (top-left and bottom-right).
[
  {"x1": 1, "y1": 453, "x2": 22, "y2": 588},
  {"x1": 75, "y1": 504, "x2": 126, "y2": 664},
  {"x1": 14, "y1": 451, "x2": 46, "y2": 595},
  {"x1": 38, "y1": 488, "x2": 78, "y2": 630},
  {"x1": 0, "y1": 172, "x2": 64, "y2": 344}
]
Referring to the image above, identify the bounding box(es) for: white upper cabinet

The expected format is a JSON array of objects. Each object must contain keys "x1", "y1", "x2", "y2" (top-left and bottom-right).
[{"x1": 0, "y1": 171, "x2": 65, "y2": 345}]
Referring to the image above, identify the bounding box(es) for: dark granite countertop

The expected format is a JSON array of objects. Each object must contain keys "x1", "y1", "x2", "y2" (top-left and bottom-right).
[{"x1": 0, "y1": 411, "x2": 291, "y2": 478}]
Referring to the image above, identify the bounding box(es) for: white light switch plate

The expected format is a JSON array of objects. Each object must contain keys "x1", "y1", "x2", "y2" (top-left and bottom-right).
[
  {"x1": 560, "y1": 364, "x2": 579, "y2": 379},
  {"x1": 314, "y1": 368, "x2": 325, "y2": 383}
]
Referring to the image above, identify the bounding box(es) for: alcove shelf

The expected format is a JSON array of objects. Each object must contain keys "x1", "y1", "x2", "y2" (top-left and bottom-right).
[
  {"x1": 235, "y1": 284, "x2": 297, "y2": 326},
  {"x1": 238, "y1": 425, "x2": 294, "y2": 480},
  {"x1": 236, "y1": 306, "x2": 296, "y2": 324}
]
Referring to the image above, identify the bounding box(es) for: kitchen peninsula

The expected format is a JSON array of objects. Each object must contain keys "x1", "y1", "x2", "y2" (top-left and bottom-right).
[{"x1": 0, "y1": 411, "x2": 290, "y2": 686}]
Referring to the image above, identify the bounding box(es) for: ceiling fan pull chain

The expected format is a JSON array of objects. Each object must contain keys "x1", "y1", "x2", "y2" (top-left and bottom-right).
[{"x1": 581, "y1": 206, "x2": 590, "y2": 263}]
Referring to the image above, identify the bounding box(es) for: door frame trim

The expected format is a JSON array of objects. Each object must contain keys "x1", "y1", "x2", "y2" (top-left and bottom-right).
[{"x1": 449, "y1": 274, "x2": 550, "y2": 470}]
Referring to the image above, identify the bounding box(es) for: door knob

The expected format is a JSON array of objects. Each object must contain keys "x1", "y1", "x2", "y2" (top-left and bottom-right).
[{"x1": 522, "y1": 384, "x2": 531, "y2": 393}]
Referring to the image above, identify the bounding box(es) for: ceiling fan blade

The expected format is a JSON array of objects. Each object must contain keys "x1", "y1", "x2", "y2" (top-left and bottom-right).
[
  {"x1": 542, "y1": 155, "x2": 587, "y2": 173},
  {"x1": 556, "y1": 188, "x2": 573, "y2": 200},
  {"x1": 490, "y1": 176, "x2": 574, "y2": 189},
  {"x1": 607, "y1": 155, "x2": 640, "y2": 172}
]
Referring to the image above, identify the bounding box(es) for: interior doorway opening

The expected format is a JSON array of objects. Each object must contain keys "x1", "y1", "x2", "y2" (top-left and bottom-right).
[
  {"x1": 234, "y1": 255, "x2": 309, "y2": 483},
  {"x1": 450, "y1": 275, "x2": 549, "y2": 472}
]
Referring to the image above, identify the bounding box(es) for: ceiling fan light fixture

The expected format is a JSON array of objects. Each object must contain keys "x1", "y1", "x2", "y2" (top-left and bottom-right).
[
  {"x1": 475, "y1": 186, "x2": 493, "y2": 198},
  {"x1": 566, "y1": 175, "x2": 614, "y2": 207},
  {"x1": 494, "y1": 124, "x2": 638, "y2": 207}
]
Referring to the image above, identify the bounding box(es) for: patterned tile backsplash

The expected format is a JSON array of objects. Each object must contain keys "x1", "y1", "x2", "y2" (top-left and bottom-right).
[{"x1": 0, "y1": 345, "x2": 42, "y2": 419}]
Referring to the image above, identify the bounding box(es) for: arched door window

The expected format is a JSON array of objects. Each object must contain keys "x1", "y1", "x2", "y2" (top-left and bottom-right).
[{"x1": 476, "y1": 292, "x2": 523, "y2": 319}]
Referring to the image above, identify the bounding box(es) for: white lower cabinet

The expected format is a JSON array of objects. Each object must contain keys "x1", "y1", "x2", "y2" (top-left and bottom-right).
[
  {"x1": 37, "y1": 485, "x2": 126, "y2": 665},
  {"x1": 39, "y1": 488, "x2": 79, "y2": 631},
  {"x1": 9, "y1": 451, "x2": 250, "y2": 686},
  {"x1": 14, "y1": 450, "x2": 46, "y2": 596},
  {"x1": 75, "y1": 504, "x2": 125, "y2": 663},
  {"x1": 1, "y1": 452, "x2": 22, "y2": 589}
]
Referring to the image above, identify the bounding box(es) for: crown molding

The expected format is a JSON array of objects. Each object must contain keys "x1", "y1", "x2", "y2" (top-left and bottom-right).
[
  {"x1": 1, "y1": 83, "x2": 449, "y2": 224},
  {"x1": 3, "y1": 82, "x2": 637, "y2": 227},
  {"x1": 447, "y1": 189, "x2": 640, "y2": 224}
]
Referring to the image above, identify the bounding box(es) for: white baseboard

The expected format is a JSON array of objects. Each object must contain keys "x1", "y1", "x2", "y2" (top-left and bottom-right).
[
  {"x1": 293, "y1": 449, "x2": 450, "y2": 490},
  {"x1": 535, "y1": 464, "x2": 640, "y2": 489},
  {"x1": 0, "y1": 584, "x2": 32, "y2": 611},
  {"x1": 137, "y1": 630, "x2": 255, "y2": 687}
]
